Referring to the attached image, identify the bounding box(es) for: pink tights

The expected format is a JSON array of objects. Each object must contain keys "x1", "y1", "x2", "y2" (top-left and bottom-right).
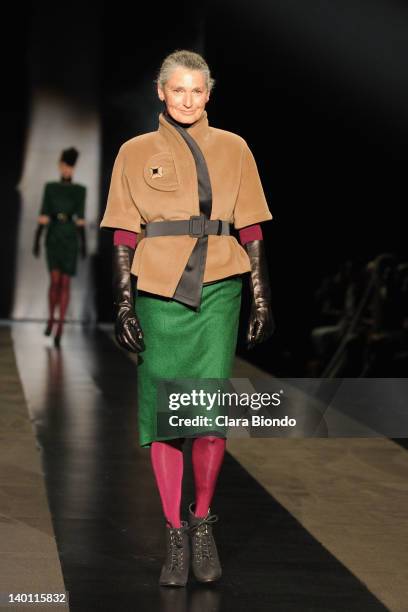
[{"x1": 150, "y1": 436, "x2": 226, "y2": 528}]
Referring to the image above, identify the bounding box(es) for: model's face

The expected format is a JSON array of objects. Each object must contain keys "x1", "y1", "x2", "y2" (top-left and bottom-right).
[
  {"x1": 59, "y1": 161, "x2": 74, "y2": 179},
  {"x1": 158, "y1": 66, "x2": 210, "y2": 124}
]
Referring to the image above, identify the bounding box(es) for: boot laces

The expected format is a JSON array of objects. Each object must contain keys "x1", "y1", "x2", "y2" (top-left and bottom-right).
[
  {"x1": 190, "y1": 514, "x2": 218, "y2": 562},
  {"x1": 169, "y1": 526, "x2": 185, "y2": 570}
]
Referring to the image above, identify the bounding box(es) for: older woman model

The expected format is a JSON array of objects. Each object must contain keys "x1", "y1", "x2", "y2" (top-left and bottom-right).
[{"x1": 100, "y1": 50, "x2": 274, "y2": 587}]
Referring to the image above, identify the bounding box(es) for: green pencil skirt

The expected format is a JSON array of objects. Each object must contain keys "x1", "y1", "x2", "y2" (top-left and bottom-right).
[
  {"x1": 135, "y1": 276, "x2": 243, "y2": 447},
  {"x1": 45, "y1": 222, "x2": 79, "y2": 276}
]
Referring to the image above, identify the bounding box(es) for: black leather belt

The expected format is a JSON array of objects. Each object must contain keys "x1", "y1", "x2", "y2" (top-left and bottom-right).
[
  {"x1": 51, "y1": 213, "x2": 73, "y2": 223},
  {"x1": 144, "y1": 215, "x2": 230, "y2": 238}
]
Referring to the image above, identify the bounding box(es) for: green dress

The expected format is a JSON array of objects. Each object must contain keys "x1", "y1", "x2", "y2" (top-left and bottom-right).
[{"x1": 40, "y1": 181, "x2": 86, "y2": 276}]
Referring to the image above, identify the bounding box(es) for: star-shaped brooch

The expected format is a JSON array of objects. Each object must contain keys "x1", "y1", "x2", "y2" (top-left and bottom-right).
[{"x1": 149, "y1": 166, "x2": 163, "y2": 179}]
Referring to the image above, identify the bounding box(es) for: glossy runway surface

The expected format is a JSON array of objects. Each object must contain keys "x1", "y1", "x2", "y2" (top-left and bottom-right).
[{"x1": 10, "y1": 323, "x2": 393, "y2": 611}]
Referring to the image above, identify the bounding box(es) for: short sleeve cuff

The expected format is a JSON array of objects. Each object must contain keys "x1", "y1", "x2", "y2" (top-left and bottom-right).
[
  {"x1": 100, "y1": 213, "x2": 141, "y2": 234},
  {"x1": 233, "y1": 211, "x2": 272, "y2": 230}
]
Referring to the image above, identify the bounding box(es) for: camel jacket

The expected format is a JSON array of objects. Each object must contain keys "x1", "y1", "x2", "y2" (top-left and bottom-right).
[{"x1": 100, "y1": 110, "x2": 272, "y2": 301}]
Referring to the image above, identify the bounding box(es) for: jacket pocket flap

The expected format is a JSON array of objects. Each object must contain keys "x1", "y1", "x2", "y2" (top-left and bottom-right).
[{"x1": 143, "y1": 153, "x2": 179, "y2": 191}]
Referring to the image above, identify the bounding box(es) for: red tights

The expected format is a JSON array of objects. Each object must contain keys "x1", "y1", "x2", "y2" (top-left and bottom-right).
[
  {"x1": 48, "y1": 269, "x2": 71, "y2": 336},
  {"x1": 150, "y1": 436, "x2": 226, "y2": 528}
]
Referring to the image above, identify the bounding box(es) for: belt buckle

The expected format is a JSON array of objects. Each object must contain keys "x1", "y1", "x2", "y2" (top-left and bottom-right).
[
  {"x1": 189, "y1": 215, "x2": 206, "y2": 238},
  {"x1": 57, "y1": 212, "x2": 67, "y2": 222}
]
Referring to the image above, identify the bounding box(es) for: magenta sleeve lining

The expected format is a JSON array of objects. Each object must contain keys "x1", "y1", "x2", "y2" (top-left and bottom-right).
[
  {"x1": 238, "y1": 223, "x2": 263, "y2": 245},
  {"x1": 113, "y1": 229, "x2": 138, "y2": 249}
]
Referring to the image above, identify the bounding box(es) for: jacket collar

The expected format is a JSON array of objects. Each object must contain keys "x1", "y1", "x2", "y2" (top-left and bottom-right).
[{"x1": 158, "y1": 110, "x2": 210, "y2": 145}]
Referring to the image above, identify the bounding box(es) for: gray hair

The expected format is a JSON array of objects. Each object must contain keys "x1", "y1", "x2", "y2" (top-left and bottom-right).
[{"x1": 156, "y1": 50, "x2": 215, "y2": 92}]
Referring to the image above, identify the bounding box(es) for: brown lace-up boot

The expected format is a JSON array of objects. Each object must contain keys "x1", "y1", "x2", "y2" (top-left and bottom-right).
[
  {"x1": 159, "y1": 520, "x2": 190, "y2": 587},
  {"x1": 188, "y1": 503, "x2": 222, "y2": 583}
]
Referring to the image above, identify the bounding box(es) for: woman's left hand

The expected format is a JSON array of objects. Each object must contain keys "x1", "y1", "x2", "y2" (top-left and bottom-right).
[
  {"x1": 244, "y1": 240, "x2": 276, "y2": 349},
  {"x1": 247, "y1": 297, "x2": 275, "y2": 349}
]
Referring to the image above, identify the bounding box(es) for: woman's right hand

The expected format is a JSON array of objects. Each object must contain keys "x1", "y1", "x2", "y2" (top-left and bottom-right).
[
  {"x1": 115, "y1": 305, "x2": 145, "y2": 353},
  {"x1": 33, "y1": 223, "x2": 45, "y2": 258}
]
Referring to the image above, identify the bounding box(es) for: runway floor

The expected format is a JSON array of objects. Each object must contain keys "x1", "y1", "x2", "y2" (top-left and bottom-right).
[{"x1": 1, "y1": 322, "x2": 406, "y2": 611}]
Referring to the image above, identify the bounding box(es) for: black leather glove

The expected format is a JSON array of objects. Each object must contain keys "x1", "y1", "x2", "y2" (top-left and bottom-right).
[
  {"x1": 32, "y1": 224, "x2": 45, "y2": 257},
  {"x1": 113, "y1": 244, "x2": 145, "y2": 353},
  {"x1": 77, "y1": 225, "x2": 87, "y2": 259},
  {"x1": 244, "y1": 240, "x2": 275, "y2": 349}
]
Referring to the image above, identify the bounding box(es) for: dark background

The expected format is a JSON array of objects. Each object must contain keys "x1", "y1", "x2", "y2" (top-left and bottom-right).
[{"x1": 2, "y1": 0, "x2": 407, "y2": 375}]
